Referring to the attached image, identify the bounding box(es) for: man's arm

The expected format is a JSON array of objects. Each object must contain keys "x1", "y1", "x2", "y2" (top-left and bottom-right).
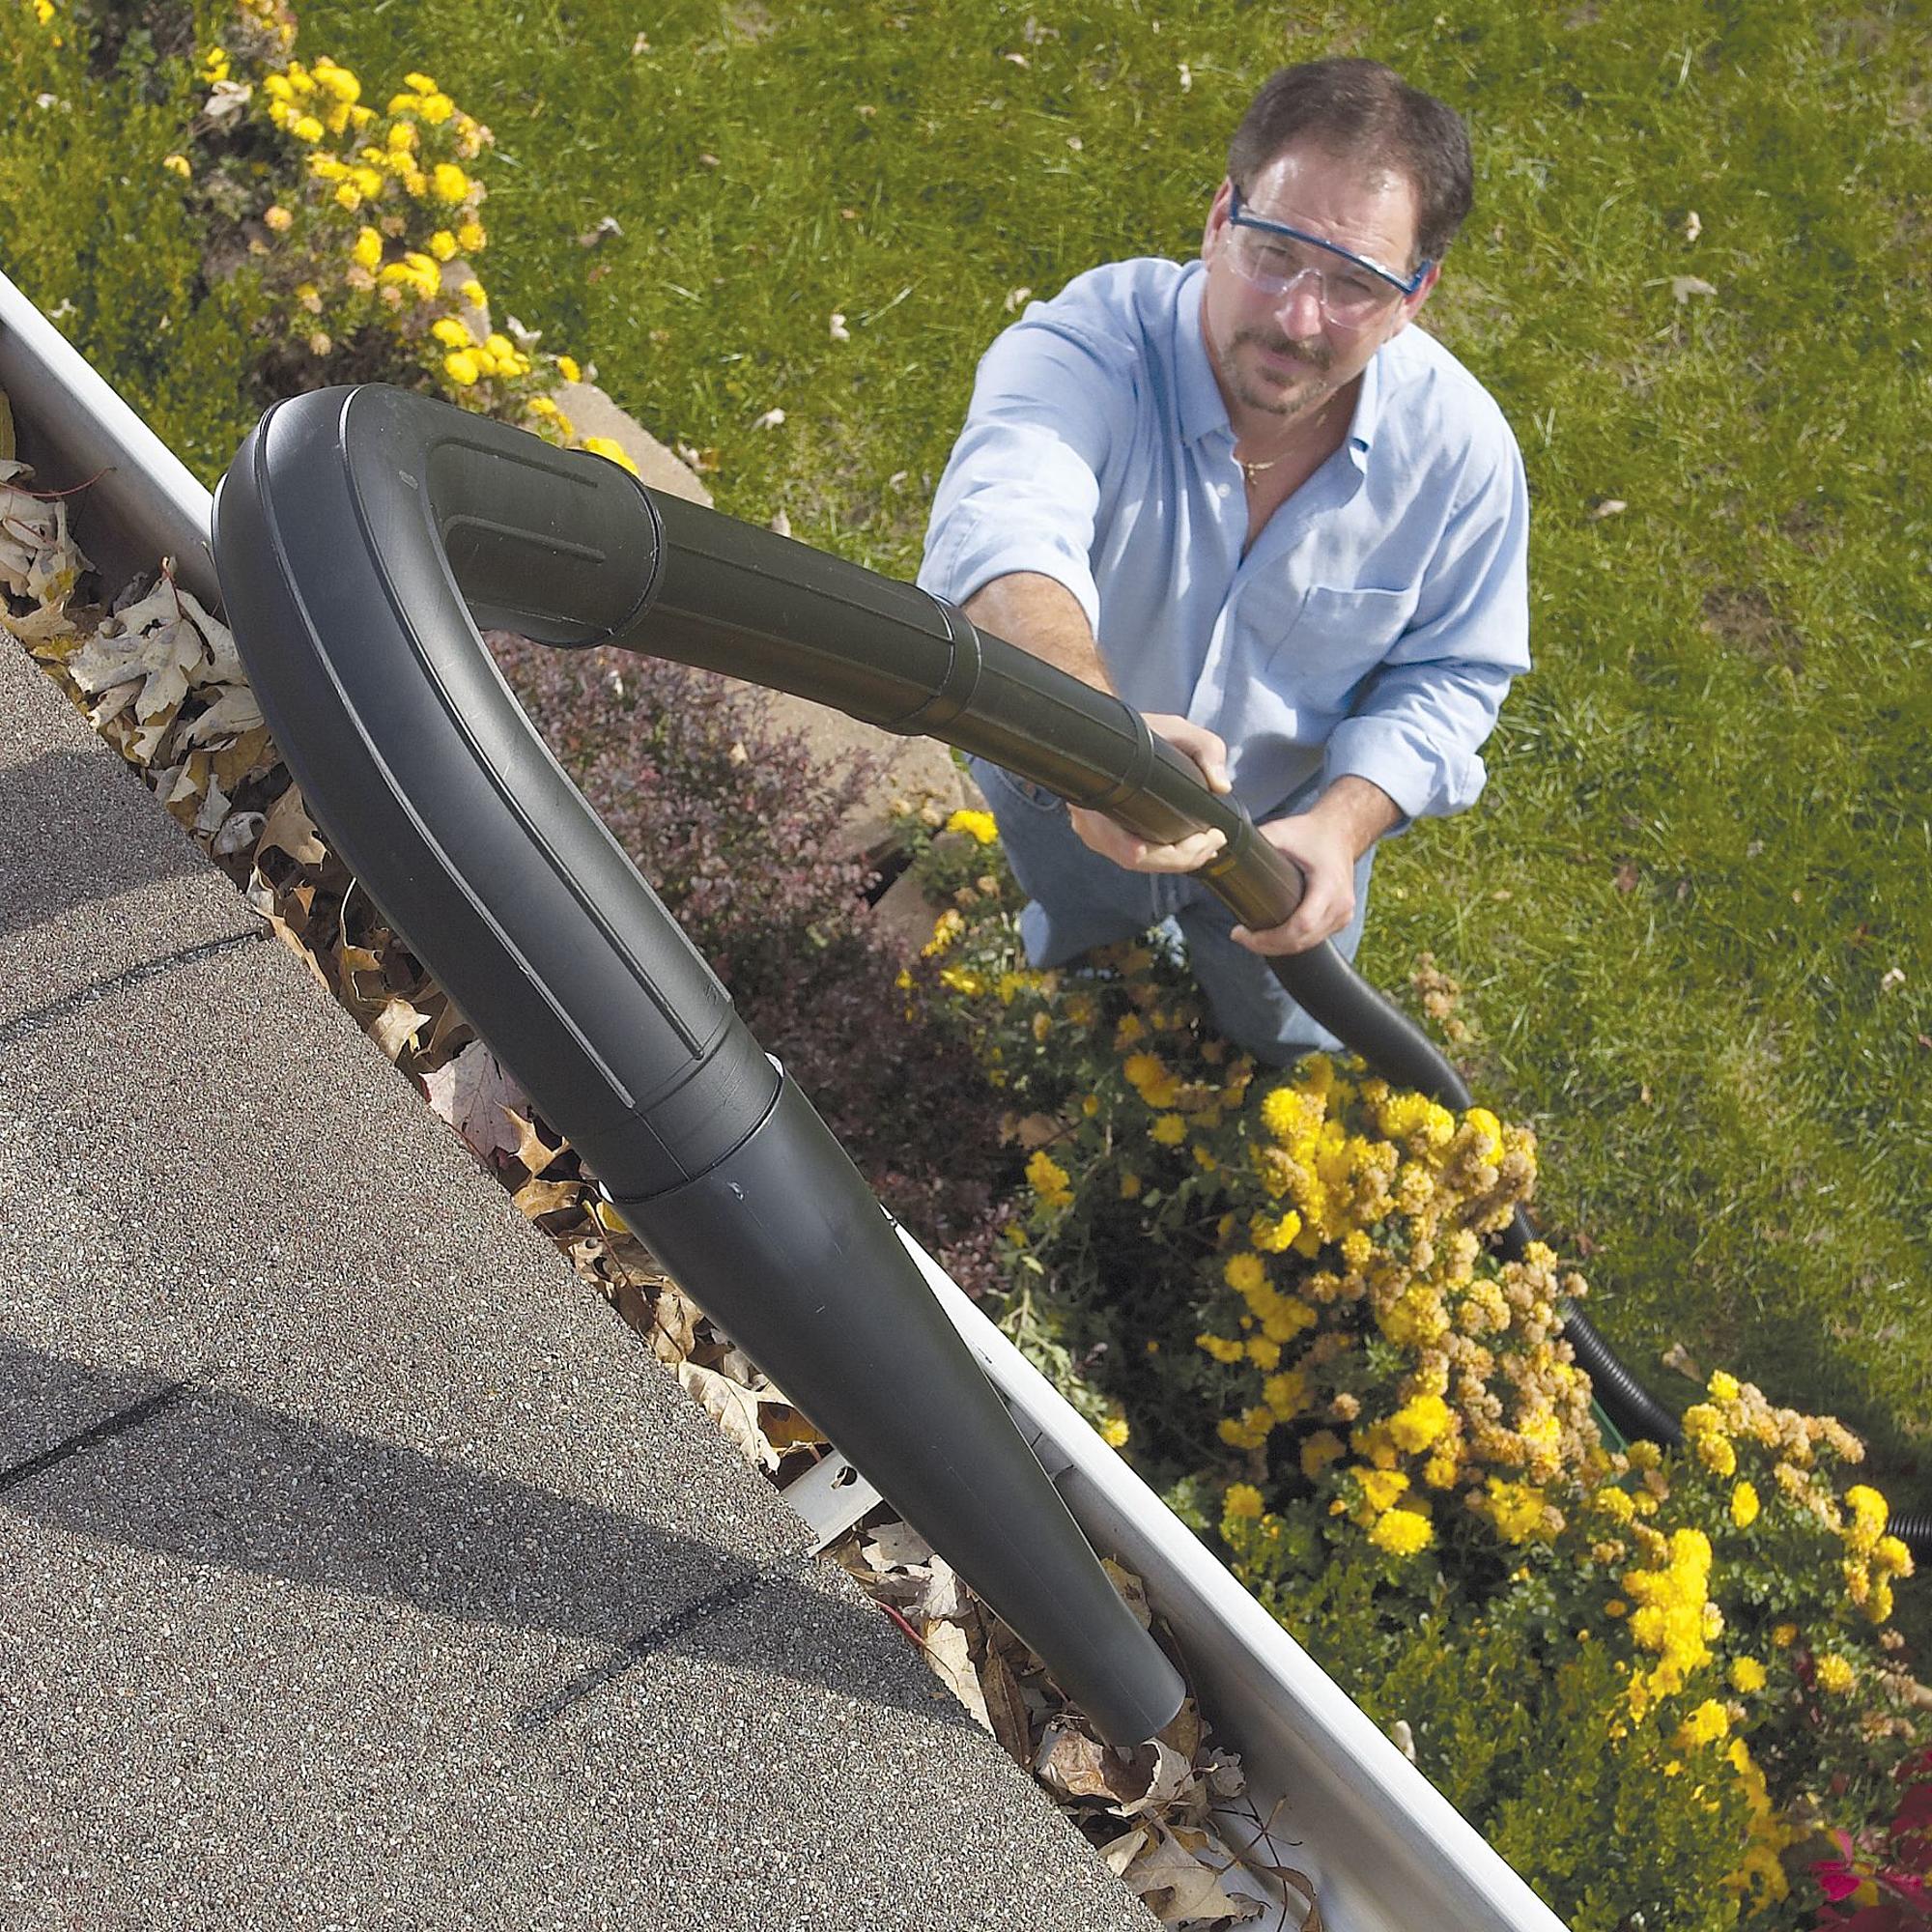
[
  {"x1": 961, "y1": 572, "x2": 1112, "y2": 693},
  {"x1": 962, "y1": 573, "x2": 1233, "y2": 875}
]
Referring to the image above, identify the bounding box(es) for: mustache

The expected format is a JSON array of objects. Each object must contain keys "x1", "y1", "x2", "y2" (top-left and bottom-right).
[{"x1": 1234, "y1": 327, "x2": 1332, "y2": 374}]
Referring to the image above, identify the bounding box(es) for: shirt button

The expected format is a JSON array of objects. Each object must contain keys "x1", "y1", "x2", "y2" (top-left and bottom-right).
[{"x1": 1216, "y1": 483, "x2": 1230, "y2": 498}]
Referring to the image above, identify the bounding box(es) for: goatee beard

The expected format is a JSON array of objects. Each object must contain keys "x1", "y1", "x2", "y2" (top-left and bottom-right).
[{"x1": 1227, "y1": 327, "x2": 1334, "y2": 416}]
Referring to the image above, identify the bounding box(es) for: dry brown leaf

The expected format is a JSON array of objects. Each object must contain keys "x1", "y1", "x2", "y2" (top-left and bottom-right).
[
  {"x1": 213, "y1": 723, "x2": 275, "y2": 791},
  {"x1": 864, "y1": 1520, "x2": 935, "y2": 1570},
  {"x1": 760, "y1": 1406, "x2": 826, "y2": 1451},
  {"x1": 1122, "y1": 1824, "x2": 1261, "y2": 1925},
  {"x1": 1033, "y1": 1719, "x2": 1152, "y2": 1805},
  {"x1": 1118, "y1": 1740, "x2": 1195, "y2": 1819},
  {"x1": 647, "y1": 1282, "x2": 701, "y2": 1365},
  {"x1": 1158, "y1": 1696, "x2": 1203, "y2": 1762},
  {"x1": 2, "y1": 601, "x2": 77, "y2": 651},
  {"x1": 979, "y1": 1632, "x2": 1034, "y2": 1766},
  {"x1": 503, "y1": 1108, "x2": 562, "y2": 1178},
  {"x1": 422, "y1": 1038, "x2": 528, "y2": 1163},
  {"x1": 921, "y1": 1616, "x2": 992, "y2": 1732},
  {"x1": 511, "y1": 1176, "x2": 582, "y2": 1217},
  {"x1": 259, "y1": 782, "x2": 328, "y2": 866},
  {"x1": 676, "y1": 1360, "x2": 782, "y2": 1470},
  {"x1": 366, "y1": 995, "x2": 433, "y2": 1061},
  {"x1": 181, "y1": 682, "x2": 263, "y2": 744},
  {"x1": 1662, "y1": 1341, "x2": 1703, "y2": 1383},
  {"x1": 911, "y1": 1553, "x2": 971, "y2": 1623}
]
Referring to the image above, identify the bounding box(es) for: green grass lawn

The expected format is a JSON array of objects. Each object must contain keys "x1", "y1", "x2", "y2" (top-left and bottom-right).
[{"x1": 7, "y1": 1, "x2": 1928, "y2": 1493}]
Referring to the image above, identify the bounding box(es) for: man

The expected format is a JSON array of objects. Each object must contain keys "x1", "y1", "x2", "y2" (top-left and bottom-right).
[{"x1": 916, "y1": 58, "x2": 1529, "y2": 1065}]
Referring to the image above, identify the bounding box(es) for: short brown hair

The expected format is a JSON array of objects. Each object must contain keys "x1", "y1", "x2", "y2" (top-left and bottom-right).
[{"x1": 1227, "y1": 58, "x2": 1475, "y2": 268}]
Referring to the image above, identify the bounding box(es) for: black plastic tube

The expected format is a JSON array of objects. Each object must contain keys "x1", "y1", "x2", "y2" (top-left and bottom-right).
[
  {"x1": 215, "y1": 386, "x2": 1929, "y2": 1581},
  {"x1": 212, "y1": 386, "x2": 1186, "y2": 1746}
]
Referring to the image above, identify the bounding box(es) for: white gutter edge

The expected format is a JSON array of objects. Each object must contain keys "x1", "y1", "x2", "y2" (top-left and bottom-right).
[
  {"x1": 0, "y1": 267, "x2": 218, "y2": 608},
  {"x1": 899, "y1": 1226, "x2": 1570, "y2": 1932}
]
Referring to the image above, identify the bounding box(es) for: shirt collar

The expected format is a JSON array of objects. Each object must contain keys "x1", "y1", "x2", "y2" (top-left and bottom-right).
[
  {"x1": 1175, "y1": 262, "x2": 1229, "y2": 448},
  {"x1": 1177, "y1": 257, "x2": 1385, "y2": 472}
]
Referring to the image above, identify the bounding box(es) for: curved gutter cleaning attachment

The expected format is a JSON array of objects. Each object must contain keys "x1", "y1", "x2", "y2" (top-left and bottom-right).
[
  {"x1": 211, "y1": 386, "x2": 1185, "y2": 1747},
  {"x1": 213, "y1": 385, "x2": 1928, "y2": 1593}
]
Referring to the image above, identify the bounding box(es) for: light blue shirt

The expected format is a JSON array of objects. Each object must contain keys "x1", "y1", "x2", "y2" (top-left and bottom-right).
[{"x1": 917, "y1": 257, "x2": 1530, "y2": 826}]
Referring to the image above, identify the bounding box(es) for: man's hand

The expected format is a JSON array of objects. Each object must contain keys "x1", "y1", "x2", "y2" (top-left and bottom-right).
[
  {"x1": 1068, "y1": 714, "x2": 1233, "y2": 872},
  {"x1": 1231, "y1": 776, "x2": 1403, "y2": 955}
]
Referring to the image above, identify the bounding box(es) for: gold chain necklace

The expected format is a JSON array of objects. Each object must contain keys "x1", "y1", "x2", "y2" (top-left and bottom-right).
[{"x1": 1236, "y1": 391, "x2": 1346, "y2": 490}]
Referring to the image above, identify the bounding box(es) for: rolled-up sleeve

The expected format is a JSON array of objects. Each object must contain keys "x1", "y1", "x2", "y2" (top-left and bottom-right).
[
  {"x1": 1322, "y1": 429, "x2": 1530, "y2": 822},
  {"x1": 917, "y1": 313, "x2": 1124, "y2": 633}
]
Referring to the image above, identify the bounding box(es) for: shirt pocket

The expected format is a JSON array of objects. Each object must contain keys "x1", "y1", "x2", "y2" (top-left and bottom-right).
[{"x1": 1266, "y1": 584, "x2": 1417, "y2": 713}]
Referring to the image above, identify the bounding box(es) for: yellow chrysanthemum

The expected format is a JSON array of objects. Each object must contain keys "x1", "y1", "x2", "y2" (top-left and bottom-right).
[
  {"x1": 1025, "y1": 1149, "x2": 1073, "y2": 1211},
  {"x1": 1223, "y1": 1483, "x2": 1264, "y2": 1521},
  {"x1": 922, "y1": 908, "x2": 964, "y2": 957},
  {"x1": 1729, "y1": 1657, "x2": 1767, "y2": 1693},
  {"x1": 1369, "y1": 1507, "x2": 1434, "y2": 1556},
  {"x1": 945, "y1": 808, "x2": 999, "y2": 844},
  {"x1": 442, "y1": 349, "x2": 480, "y2": 386},
  {"x1": 1873, "y1": 1534, "x2": 1914, "y2": 1578},
  {"x1": 1150, "y1": 1114, "x2": 1185, "y2": 1147},
  {"x1": 1813, "y1": 1653, "x2": 1855, "y2": 1694},
  {"x1": 1388, "y1": 1393, "x2": 1452, "y2": 1454},
  {"x1": 1223, "y1": 1252, "x2": 1265, "y2": 1297},
  {"x1": 1680, "y1": 1700, "x2": 1731, "y2": 1748},
  {"x1": 1356, "y1": 1467, "x2": 1408, "y2": 1514},
  {"x1": 1730, "y1": 1482, "x2": 1760, "y2": 1529}
]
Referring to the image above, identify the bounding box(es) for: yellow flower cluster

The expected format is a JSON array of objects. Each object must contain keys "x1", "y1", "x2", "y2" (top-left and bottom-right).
[
  {"x1": 1202, "y1": 1056, "x2": 1596, "y2": 1525},
  {"x1": 1026, "y1": 1148, "x2": 1074, "y2": 1212},
  {"x1": 219, "y1": 39, "x2": 592, "y2": 441},
  {"x1": 1723, "y1": 1736, "x2": 1800, "y2": 1908},
  {"x1": 1685, "y1": 1372, "x2": 1913, "y2": 1623},
  {"x1": 945, "y1": 808, "x2": 999, "y2": 845},
  {"x1": 922, "y1": 908, "x2": 964, "y2": 957},
  {"x1": 1622, "y1": 1526, "x2": 1719, "y2": 1714},
  {"x1": 905, "y1": 892, "x2": 1922, "y2": 1903}
]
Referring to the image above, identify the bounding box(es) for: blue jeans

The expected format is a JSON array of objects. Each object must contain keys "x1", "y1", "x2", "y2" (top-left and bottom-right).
[{"x1": 969, "y1": 757, "x2": 1374, "y2": 1067}]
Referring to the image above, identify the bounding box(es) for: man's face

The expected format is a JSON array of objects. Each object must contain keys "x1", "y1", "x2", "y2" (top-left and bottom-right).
[{"x1": 1200, "y1": 142, "x2": 1437, "y2": 431}]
